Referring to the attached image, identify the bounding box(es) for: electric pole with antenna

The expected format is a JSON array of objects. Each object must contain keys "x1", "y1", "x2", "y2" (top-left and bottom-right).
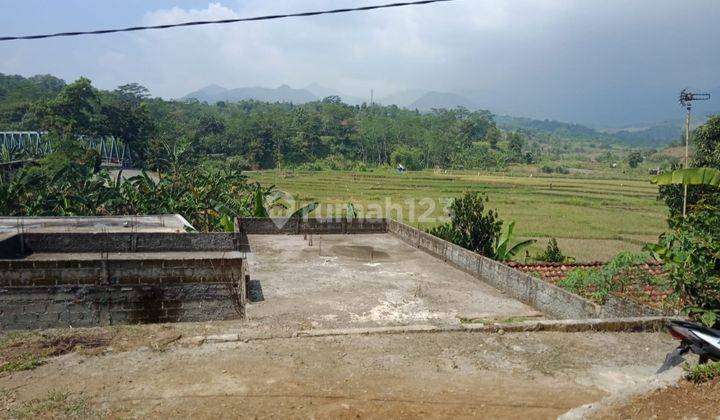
[{"x1": 678, "y1": 88, "x2": 710, "y2": 217}]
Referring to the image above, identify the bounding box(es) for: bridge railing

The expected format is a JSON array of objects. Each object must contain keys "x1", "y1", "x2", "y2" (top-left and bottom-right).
[{"x1": 0, "y1": 131, "x2": 132, "y2": 167}]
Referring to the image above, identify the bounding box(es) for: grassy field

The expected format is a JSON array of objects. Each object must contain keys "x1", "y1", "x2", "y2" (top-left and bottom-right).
[{"x1": 248, "y1": 168, "x2": 668, "y2": 262}]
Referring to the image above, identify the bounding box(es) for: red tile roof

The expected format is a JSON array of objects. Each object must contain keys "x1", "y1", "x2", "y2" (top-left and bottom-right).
[{"x1": 506, "y1": 261, "x2": 665, "y2": 283}]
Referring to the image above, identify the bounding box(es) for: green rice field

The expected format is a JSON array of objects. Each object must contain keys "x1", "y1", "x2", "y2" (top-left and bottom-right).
[{"x1": 248, "y1": 169, "x2": 668, "y2": 262}]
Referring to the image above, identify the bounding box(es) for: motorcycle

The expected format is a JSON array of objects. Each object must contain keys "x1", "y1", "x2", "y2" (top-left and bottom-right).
[{"x1": 657, "y1": 319, "x2": 720, "y2": 373}]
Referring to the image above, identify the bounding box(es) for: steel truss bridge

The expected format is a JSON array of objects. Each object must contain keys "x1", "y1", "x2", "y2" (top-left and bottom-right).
[{"x1": 0, "y1": 131, "x2": 132, "y2": 167}]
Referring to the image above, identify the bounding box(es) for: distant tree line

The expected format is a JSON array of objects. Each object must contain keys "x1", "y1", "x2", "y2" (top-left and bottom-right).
[{"x1": 0, "y1": 74, "x2": 537, "y2": 171}]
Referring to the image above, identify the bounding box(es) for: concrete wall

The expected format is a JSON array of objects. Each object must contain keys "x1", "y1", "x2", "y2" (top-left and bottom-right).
[
  {"x1": 237, "y1": 217, "x2": 387, "y2": 235},
  {"x1": 0, "y1": 283, "x2": 243, "y2": 330},
  {"x1": 601, "y1": 294, "x2": 662, "y2": 318},
  {"x1": 387, "y1": 219, "x2": 660, "y2": 319},
  {"x1": 0, "y1": 232, "x2": 250, "y2": 258}
]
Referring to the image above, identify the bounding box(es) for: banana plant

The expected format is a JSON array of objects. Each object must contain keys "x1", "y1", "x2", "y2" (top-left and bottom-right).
[
  {"x1": 250, "y1": 182, "x2": 318, "y2": 219},
  {"x1": 251, "y1": 182, "x2": 272, "y2": 217},
  {"x1": 494, "y1": 221, "x2": 536, "y2": 261},
  {"x1": 218, "y1": 213, "x2": 236, "y2": 232}
]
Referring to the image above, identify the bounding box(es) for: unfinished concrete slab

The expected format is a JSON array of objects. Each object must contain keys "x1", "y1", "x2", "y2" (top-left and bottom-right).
[{"x1": 246, "y1": 233, "x2": 541, "y2": 329}]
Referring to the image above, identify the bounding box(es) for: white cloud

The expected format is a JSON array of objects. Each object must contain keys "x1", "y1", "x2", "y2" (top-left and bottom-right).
[{"x1": 1, "y1": 0, "x2": 719, "y2": 124}]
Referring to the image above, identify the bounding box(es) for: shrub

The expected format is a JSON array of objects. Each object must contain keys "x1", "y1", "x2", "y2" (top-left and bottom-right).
[
  {"x1": 646, "y1": 203, "x2": 720, "y2": 327},
  {"x1": 538, "y1": 238, "x2": 567, "y2": 263},
  {"x1": 0, "y1": 356, "x2": 44, "y2": 373},
  {"x1": 684, "y1": 361, "x2": 720, "y2": 383},
  {"x1": 596, "y1": 151, "x2": 616, "y2": 163},
  {"x1": 427, "y1": 191, "x2": 501, "y2": 257},
  {"x1": 555, "y1": 166, "x2": 570, "y2": 174},
  {"x1": 541, "y1": 165, "x2": 554, "y2": 174},
  {"x1": 627, "y1": 151, "x2": 644, "y2": 168}
]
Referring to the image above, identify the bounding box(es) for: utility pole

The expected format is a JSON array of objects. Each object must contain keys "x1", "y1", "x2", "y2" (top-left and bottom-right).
[
  {"x1": 679, "y1": 88, "x2": 710, "y2": 217},
  {"x1": 370, "y1": 89, "x2": 374, "y2": 106}
]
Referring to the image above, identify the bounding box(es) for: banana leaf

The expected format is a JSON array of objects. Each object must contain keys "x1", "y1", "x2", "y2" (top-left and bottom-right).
[
  {"x1": 650, "y1": 168, "x2": 720, "y2": 187},
  {"x1": 290, "y1": 201, "x2": 319, "y2": 218}
]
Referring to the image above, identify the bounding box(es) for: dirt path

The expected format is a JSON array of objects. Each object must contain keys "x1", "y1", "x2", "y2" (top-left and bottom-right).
[
  {"x1": 593, "y1": 378, "x2": 720, "y2": 419},
  {"x1": 0, "y1": 327, "x2": 676, "y2": 419}
]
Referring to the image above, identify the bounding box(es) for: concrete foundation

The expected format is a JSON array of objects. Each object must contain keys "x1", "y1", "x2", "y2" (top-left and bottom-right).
[
  {"x1": 0, "y1": 232, "x2": 247, "y2": 330},
  {"x1": 245, "y1": 233, "x2": 540, "y2": 329}
]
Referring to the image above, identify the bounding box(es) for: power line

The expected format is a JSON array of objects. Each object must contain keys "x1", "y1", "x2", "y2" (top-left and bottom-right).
[{"x1": 0, "y1": 0, "x2": 456, "y2": 42}]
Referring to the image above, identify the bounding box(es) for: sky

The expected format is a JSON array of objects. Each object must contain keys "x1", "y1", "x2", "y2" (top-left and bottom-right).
[{"x1": 1, "y1": 0, "x2": 719, "y2": 126}]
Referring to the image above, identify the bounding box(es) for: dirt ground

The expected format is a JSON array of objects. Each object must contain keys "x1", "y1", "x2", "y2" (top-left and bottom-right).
[
  {"x1": 0, "y1": 232, "x2": 693, "y2": 418},
  {"x1": 593, "y1": 378, "x2": 720, "y2": 419},
  {"x1": 0, "y1": 323, "x2": 679, "y2": 419}
]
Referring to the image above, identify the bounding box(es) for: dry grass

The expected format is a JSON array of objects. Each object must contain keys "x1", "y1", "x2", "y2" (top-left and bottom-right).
[
  {"x1": 0, "y1": 324, "x2": 184, "y2": 375},
  {"x1": 0, "y1": 332, "x2": 110, "y2": 374},
  {"x1": 1, "y1": 389, "x2": 103, "y2": 419}
]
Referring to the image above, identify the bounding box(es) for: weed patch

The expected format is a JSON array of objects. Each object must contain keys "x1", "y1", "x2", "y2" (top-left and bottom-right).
[
  {"x1": 557, "y1": 251, "x2": 672, "y2": 306},
  {"x1": 0, "y1": 356, "x2": 44, "y2": 373},
  {"x1": 9, "y1": 390, "x2": 102, "y2": 419},
  {"x1": 685, "y1": 361, "x2": 720, "y2": 383}
]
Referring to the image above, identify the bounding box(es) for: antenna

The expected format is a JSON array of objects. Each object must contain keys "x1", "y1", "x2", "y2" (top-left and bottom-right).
[
  {"x1": 679, "y1": 89, "x2": 710, "y2": 109},
  {"x1": 678, "y1": 88, "x2": 711, "y2": 217}
]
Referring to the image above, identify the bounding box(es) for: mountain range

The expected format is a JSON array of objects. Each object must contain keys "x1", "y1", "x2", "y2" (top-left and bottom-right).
[
  {"x1": 183, "y1": 84, "x2": 317, "y2": 104},
  {"x1": 183, "y1": 84, "x2": 481, "y2": 113}
]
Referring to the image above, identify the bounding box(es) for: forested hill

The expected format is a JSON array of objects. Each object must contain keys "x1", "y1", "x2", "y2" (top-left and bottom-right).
[
  {"x1": 496, "y1": 115, "x2": 609, "y2": 141},
  {"x1": 0, "y1": 74, "x2": 66, "y2": 123},
  {"x1": 496, "y1": 114, "x2": 688, "y2": 147},
  {"x1": 0, "y1": 73, "x2": 65, "y2": 103},
  {"x1": 606, "y1": 118, "x2": 712, "y2": 147}
]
